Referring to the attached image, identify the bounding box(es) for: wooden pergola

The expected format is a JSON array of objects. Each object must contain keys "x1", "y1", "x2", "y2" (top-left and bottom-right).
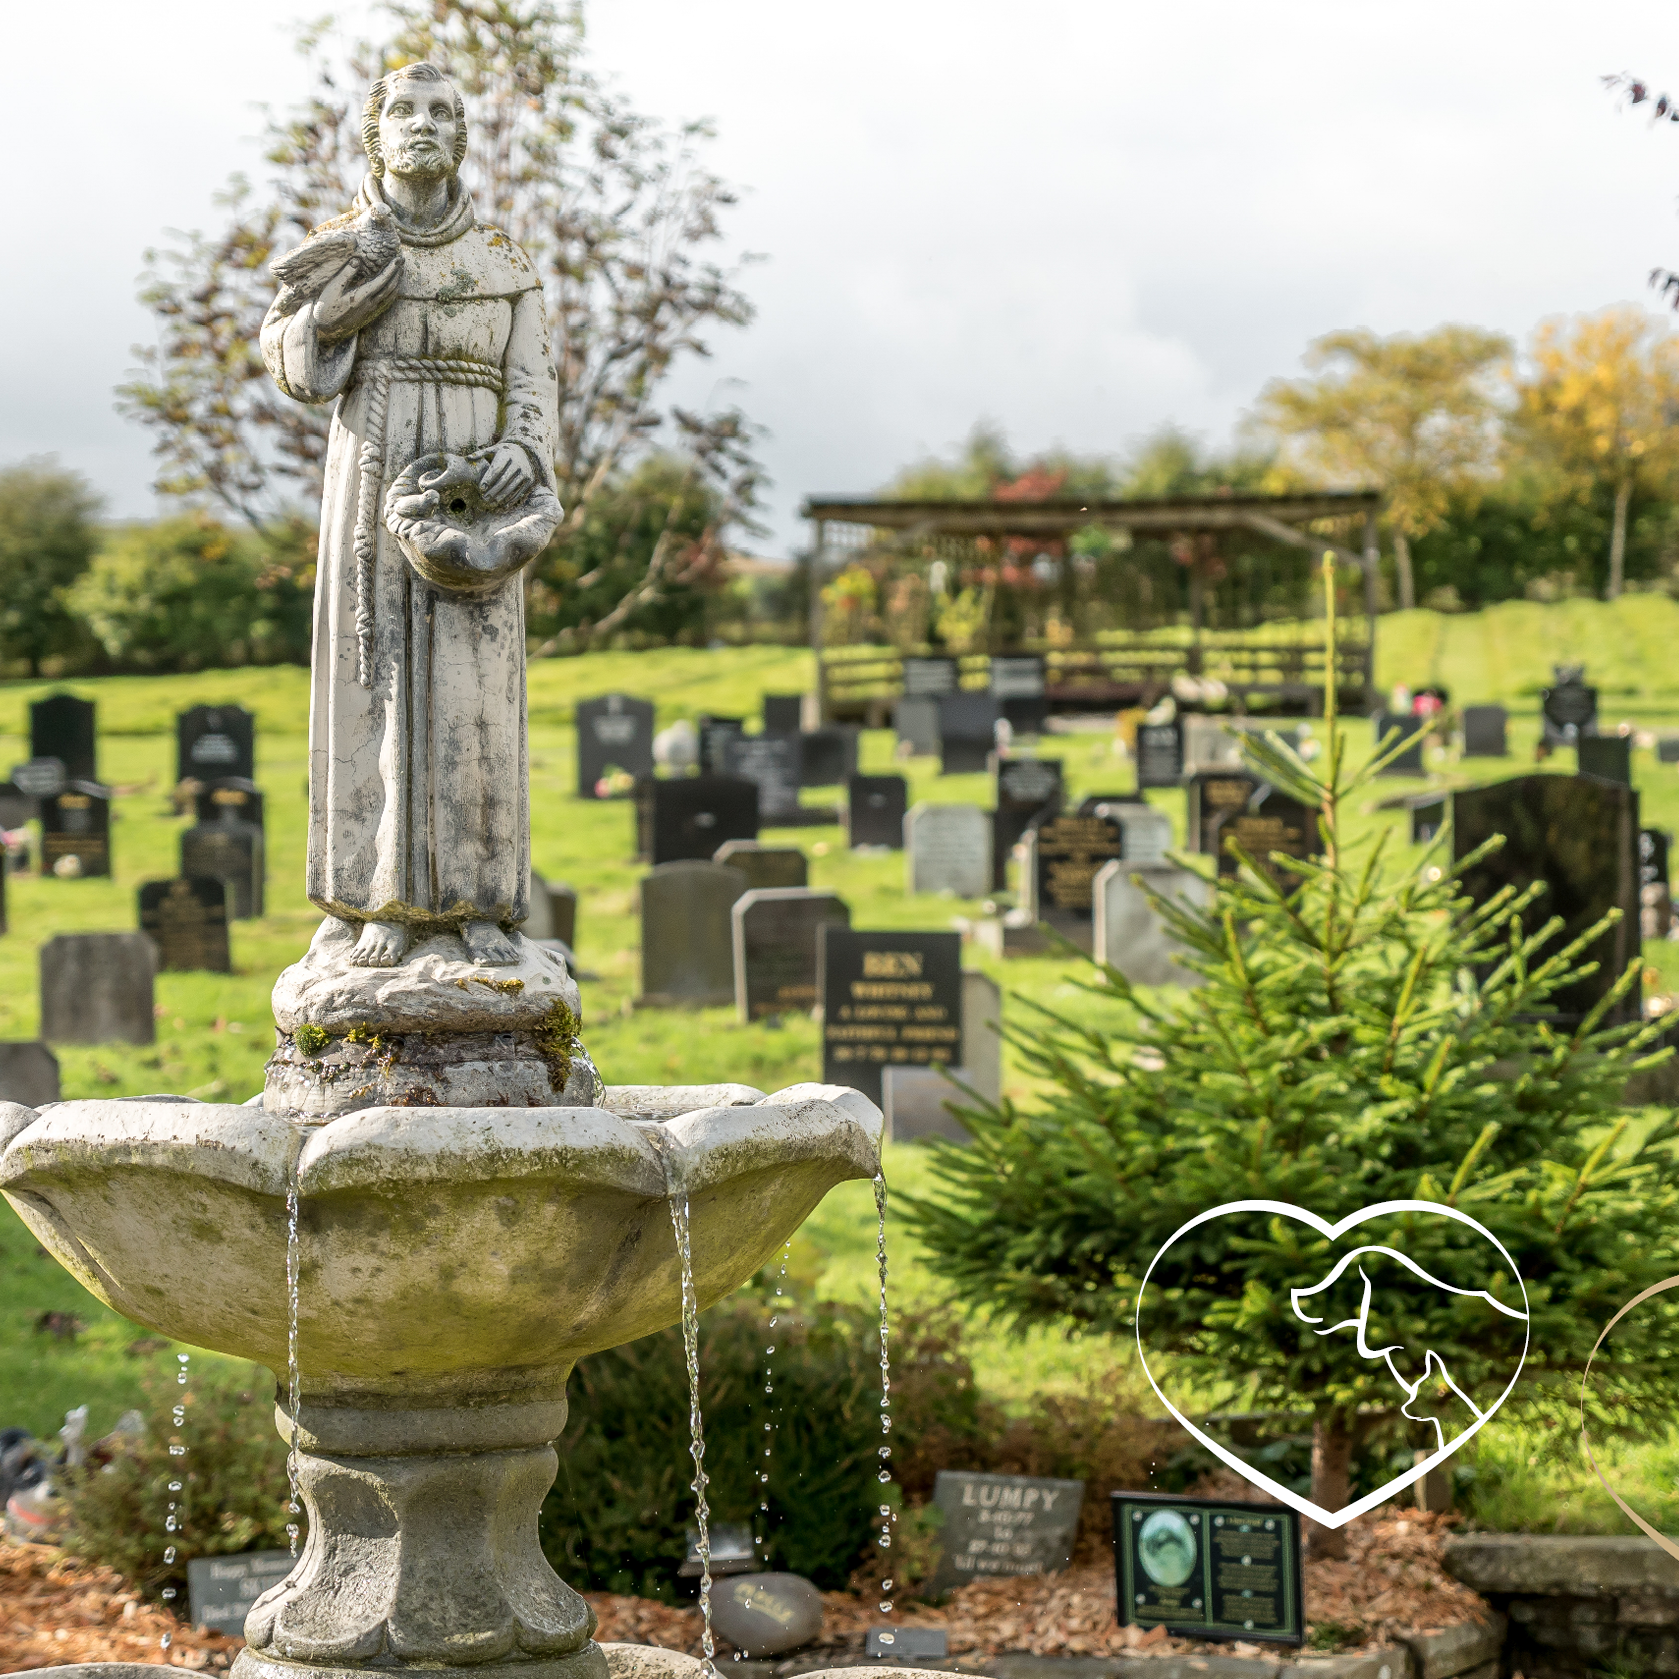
[{"x1": 800, "y1": 488, "x2": 1384, "y2": 720}]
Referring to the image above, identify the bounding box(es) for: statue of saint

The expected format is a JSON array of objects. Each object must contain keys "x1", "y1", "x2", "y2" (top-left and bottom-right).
[{"x1": 262, "y1": 61, "x2": 558, "y2": 969}]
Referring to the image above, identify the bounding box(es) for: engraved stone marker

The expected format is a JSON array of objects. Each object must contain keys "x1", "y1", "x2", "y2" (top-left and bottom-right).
[
  {"x1": 637, "y1": 775, "x2": 759, "y2": 865},
  {"x1": 1578, "y1": 734, "x2": 1632, "y2": 785},
  {"x1": 30, "y1": 694, "x2": 96, "y2": 783},
  {"x1": 1182, "y1": 716, "x2": 1244, "y2": 775},
  {"x1": 732, "y1": 888, "x2": 851, "y2": 1022},
  {"x1": 575, "y1": 693, "x2": 655, "y2": 798},
  {"x1": 1027, "y1": 812, "x2": 1124, "y2": 947},
  {"x1": 40, "y1": 932, "x2": 156, "y2": 1045},
  {"x1": 1541, "y1": 666, "x2": 1598, "y2": 747},
  {"x1": 188, "y1": 1552, "x2": 296, "y2": 1638},
  {"x1": 40, "y1": 782, "x2": 111, "y2": 878},
  {"x1": 177, "y1": 704, "x2": 255, "y2": 783},
  {"x1": 1462, "y1": 704, "x2": 1508, "y2": 758},
  {"x1": 182, "y1": 816, "x2": 264, "y2": 919},
  {"x1": 698, "y1": 714, "x2": 746, "y2": 773},
  {"x1": 1117, "y1": 805, "x2": 1175, "y2": 863},
  {"x1": 1211, "y1": 788, "x2": 1318, "y2": 885},
  {"x1": 1135, "y1": 719, "x2": 1185, "y2": 788},
  {"x1": 926, "y1": 1470, "x2": 1084, "y2": 1597},
  {"x1": 798, "y1": 725, "x2": 858, "y2": 788},
  {"x1": 906, "y1": 803, "x2": 991, "y2": 898},
  {"x1": 992, "y1": 756, "x2": 1064, "y2": 890},
  {"x1": 1094, "y1": 860, "x2": 1209, "y2": 986},
  {"x1": 139, "y1": 877, "x2": 232, "y2": 973},
  {"x1": 893, "y1": 696, "x2": 941, "y2": 758},
  {"x1": 847, "y1": 774, "x2": 908, "y2": 849},
  {"x1": 638, "y1": 860, "x2": 748, "y2": 1007},
  {"x1": 714, "y1": 841, "x2": 809, "y2": 891},
  {"x1": 1187, "y1": 771, "x2": 1263, "y2": 854},
  {"x1": 720, "y1": 733, "x2": 804, "y2": 823},
  {"x1": 11, "y1": 758, "x2": 66, "y2": 800},
  {"x1": 902, "y1": 656, "x2": 958, "y2": 698},
  {"x1": 0, "y1": 1042, "x2": 59, "y2": 1106},
  {"x1": 939, "y1": 692, "x2": 1000, "y2": 775}
]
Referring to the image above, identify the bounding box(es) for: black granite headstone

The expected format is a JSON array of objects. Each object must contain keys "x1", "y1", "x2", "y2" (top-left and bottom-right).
[
  {"x1": 799, "y1": 726, "x2": 859, "y2": 788},
  {"x1": 698, "y1": 715, "x2": 747, "y2": 773},
  {"x1": 1409, "y1": 793, "x2": 1448, "y2": 845},
  {"x1": 1462, "y1": 704, "x2": 1509, "y2": 758},
  {"x1": 1186, "y1": 772, "x2": 1262, "y2": 854},
  {"x1": 1032, "y1": 813, "x2": 1124, "y2": 944},
  {"x1": 939, "y1": 692, "x2": 1000, "y2": 775},
  {"x1": 637, "y1": 775, "x2": 759, "y2": 865},
  {"x1": 902, "y1": 657, "x2": 959, "y2": 698},
  {"x1": 1211, "y1": 787, "x2": 1318, "y2": 886},
  {"x1": 195, "y1": 777, "x2": 265, "y2": 830},
  {"x1": 721, "y1": 733, "x2": 803, "y2": 823},
  {"x1": 139, "y1": 877, "x2": 231, "y2": 972},
  {"x1": 762, "y1": 694, "x2": 804, "y2": 735},
  {"x1": 177, "y1": 704, "x2": 255, "y2": 782},
  {"x1": 1452, "y1": 774, "x2": 1639, "y2": 1025},
  {"x1": 181, "y1": 818, "x2": 264, "y2": 919},
  {"x1": 819, "y1": 927, "x2": 963, "y2": 1107},
  {"x1": 993, "y1": 756, "x2": 1064, "y2": 890},
  {"x1": 714, "y1": 840, "x2": 809, "y2": 891},
  {"x1": 1541, "y1": 667, "x2": 1598, "y2": 747},
  {"x1": 1135, "y1": 720, "x2": 1186, "y2": 789},
  {"x1": 733, "y1": 888, "x2": 851, "y2": 1022},
  {"x1": 1578, "y1": 734, "x2": 1632, "y2": 785},
  {"x1": 989, "y1": 654, "x2": 1047, "y2": 733},
  {"x1": 575, "y1": 694, "x2": 655, "y2": 798},
  {"x1": 30, "y1": 694, "x2": 96, "y2": 782},
  {"x1": 1372, "y1": 711, "x2": 1425, "y2": 775},
  {"x1": 40, "y1": 781, "x2": 111, "y2": 878},
  {"x1": 847, "y1": 775, "x2": 908, "y2": 849}
]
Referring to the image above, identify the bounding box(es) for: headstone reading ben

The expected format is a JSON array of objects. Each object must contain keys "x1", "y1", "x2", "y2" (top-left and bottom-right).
[
  {"x1": 574, "y1": 694, "x2": 654, "y2": 798},
  {"x1": 819, "y1": 927, "x2": 963, "y2": 1107},
  {"x1": 139, "y1": 878, "x2": 232, "y2": 973},
  {"x1": 732, "y1": 888, "x2": 850, "y2": 1022},
  {"x1": 926, "y1": 1471, "x2": 1084, "y2": 1598},
  {"x1": 30, "y1": 694, "x2": 96, "y2": 783},
  {"x1": 177, "y1": 705, "x2": 256, "y2": 784}
]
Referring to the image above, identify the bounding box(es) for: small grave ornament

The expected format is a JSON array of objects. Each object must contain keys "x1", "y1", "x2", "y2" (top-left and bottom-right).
[{"x1": 385, "y1": 453, "x2": 563, "y2": 598}]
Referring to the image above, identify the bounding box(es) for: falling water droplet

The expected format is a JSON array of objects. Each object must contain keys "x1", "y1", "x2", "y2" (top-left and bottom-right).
[
  {"x1": 160, "y1": 1633, "x2": 172, "y2": 1652},
  {"x1": 670, "y1": 1196, "x2": 717, "y2": 1677},
  {"x1": 163, "y1": 1547, "x2": 176, "y2": 1566}
]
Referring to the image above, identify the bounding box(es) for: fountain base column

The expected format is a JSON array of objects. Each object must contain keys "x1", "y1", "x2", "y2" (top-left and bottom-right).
[{"x1": 235, "y1": 1396, "x2": 605, "y2": 1679}]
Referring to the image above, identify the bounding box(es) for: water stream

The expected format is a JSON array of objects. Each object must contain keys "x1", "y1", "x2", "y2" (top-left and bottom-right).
[
  {"x1": 758, "y1": 1240, "x2": 791, "y2": 1528},
  {"x1": 669, "y1": 1196, "x2": 717, "y2": 1675},
  {"x1": 285, "y1": 1152, "x2": 303, "y2": 1557},
  {"x1": 160, "y1": 1350, "x2": 191, "y2": 1649},
  {"x1": 874, "y1": 1172, "x2": 894, "y2": 1616}
]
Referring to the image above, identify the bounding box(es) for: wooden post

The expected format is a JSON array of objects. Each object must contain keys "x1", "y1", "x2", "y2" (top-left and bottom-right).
[{"x1": 1361, "y1": 511, "x2": 1380, "y2": 711}]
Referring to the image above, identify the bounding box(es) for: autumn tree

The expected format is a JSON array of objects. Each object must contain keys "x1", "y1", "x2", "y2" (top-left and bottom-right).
[
  {"x1": 1512, "y1": 306, "x2": 1679, "y2": 600},
  {"x1": 1254, "y1": 325, "x2": 1512, "y2": 609}
]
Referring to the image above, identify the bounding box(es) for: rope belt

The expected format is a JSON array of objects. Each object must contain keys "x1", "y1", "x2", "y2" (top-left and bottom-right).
[{"x1": 350, "y1": 354, "x2": 506, "y2": 687}]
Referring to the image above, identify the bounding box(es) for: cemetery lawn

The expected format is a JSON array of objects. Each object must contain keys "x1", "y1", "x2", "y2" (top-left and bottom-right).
[{"x1": 6, "y1": 604, "x2": 1679, "y2": 1532}]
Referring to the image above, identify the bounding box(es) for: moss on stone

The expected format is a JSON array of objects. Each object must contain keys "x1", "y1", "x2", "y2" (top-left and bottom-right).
[
  {"x1": 294, "y1": 1024, "x2": 331, "y2": 1057},
  {"x1": 534, "y1": 999, "x2": 581, "y2": 1093}
]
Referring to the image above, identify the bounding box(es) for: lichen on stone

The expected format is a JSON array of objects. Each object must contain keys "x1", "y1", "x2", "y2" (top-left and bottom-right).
[{"x1": 534, "y1": 999, "x2": 582, "y2": 1092}]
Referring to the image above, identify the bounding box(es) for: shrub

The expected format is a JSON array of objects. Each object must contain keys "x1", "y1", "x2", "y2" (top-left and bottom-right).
[{"x1": 0, "y1": 457, "x2": 102, "y2": 676}]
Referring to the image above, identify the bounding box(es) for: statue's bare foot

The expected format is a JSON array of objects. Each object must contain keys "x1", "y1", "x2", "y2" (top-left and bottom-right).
[
  {"x1": 349, "y1": 920, "x2": 409, "y2": 968},
  {"x1": 462, "y1": 919, "x2": 519, "y2": 966}
]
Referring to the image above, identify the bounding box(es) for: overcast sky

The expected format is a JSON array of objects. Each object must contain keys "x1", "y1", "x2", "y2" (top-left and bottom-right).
[{"x1": 10, "y1": 1, "x2": 1679, "y2": 553}]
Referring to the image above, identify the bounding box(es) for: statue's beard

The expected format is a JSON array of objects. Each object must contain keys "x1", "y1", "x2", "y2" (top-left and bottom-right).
[{"x1": 386, "y1": 138, "x2": 452, "y2": 181}]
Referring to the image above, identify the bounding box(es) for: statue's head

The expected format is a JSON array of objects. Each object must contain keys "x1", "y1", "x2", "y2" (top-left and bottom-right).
[{"x1": 361, "y1": 62, "x2": 468, "y2": 181}]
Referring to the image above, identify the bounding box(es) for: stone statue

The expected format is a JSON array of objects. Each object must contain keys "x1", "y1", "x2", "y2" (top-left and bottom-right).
[{"x1": 261, "y1": 60, "x2": 560, "y2": 972}]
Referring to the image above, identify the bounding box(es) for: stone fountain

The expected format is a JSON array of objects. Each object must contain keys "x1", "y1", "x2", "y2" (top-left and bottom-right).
[{"x1": 0, "y1": 59, "x2": 910, "y2": 1679}]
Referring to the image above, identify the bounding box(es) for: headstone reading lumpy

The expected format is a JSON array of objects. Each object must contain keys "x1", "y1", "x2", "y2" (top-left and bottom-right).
[
  {"x1": 819, "y1": 927, "x2": 963, "y2": 1106},
  {"x1": 1135, "y1": 719, "x2": 1185, "y2": 788},
  {"x1": 925, "y1": 1470, "x2": 1084, "y2": 1597},
  {"x1": 906, "y1": 803, "x2": 991, "y2": 898},
  {"x1": 182, "y1": 815, "x2": 265, "y2": 919},
  {"x1": 195, "y1": 776, "x2": 265, "y2": 831},
  {"x1": 30, "y1": 693, "x2": 96, "y2": 783},
  {"x1": 1462, "y1": 704, "x2": 1509, "y2": 758},
  {"x1": 40, "y1": 932, "x2": 156, "y2": 1045},
  {"x1": 574, "y1": 693, "x2": 654, "y2": 798},
  {"x1": 798, "y1": 725, "x2": 858, "y2": 788},
  {"x1": 1372, "y1": 711, "x2": 1425, "y2": 775},
  {"x1": 139, "y1": 877, "x2": 232, "y2": 973},
  {"x1": 761, "y1": 693, "x2": 804, "y2": 735},
  {"x1": 939, "y1": 692, "x2": 1000, "y2": 775},
  {"x1": 1541, "y1": 665, "x2": 1598, "y2": 747},
  {"x1": 992, "y1": 756, "x2": 1064, "y2": 889},
  {"x1": 1578, "y1": 734, "x2": 1632, "y2": 785},
  {"x1": 176, "y1": 704, "x2": 255, "y2": 783},
  {"x1": 732, "y1": 888, "x2": 851, "y2": 1022},
  {"x1": 720, "y1": 732, "x2": 804, "y2": 824},
  {"x1": 1027, "y1": 812, "x2": 1124, "y2": 946},
  {"x1": 882, "y1": 969, "x2": 1002, "y2": 1144},
  {"x1": 636, "y1": 774, "x2": 759, "y2": 865},
  {"x1": 714, "y1": 840, "x2": 809, "y2": 891},
  {"x1": 638, "y1": 860, "x2": 748, "y2": 1007},
  {"x1": 0, "y1": 1041, "x2": 59, "y2": 1106},
  {"x1": 893, "y1": 695, "x2": 941, "y2": 758},
  {"x1": 989, "y1": 654, "x2": 1047, "y2": 734},
  {"x1": 40, "y1": 782, "x2": 111, "y2": 878},
  {"x1": 1187, "y1": 771, "x2": 1262, "y2": 853},
  {"x1": 847, "y1": 774, "x2": 907, "y2": 849},
  {"x1": 1094, "y1": 860, "x2": 1209, "y2": 986},
  {"x1": 1453, "y1": 773, "x2": 1640, "y2": 1026}
]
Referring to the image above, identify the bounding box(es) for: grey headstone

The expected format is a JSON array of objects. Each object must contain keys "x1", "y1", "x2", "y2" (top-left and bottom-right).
[
  {"x1": 40, "y1": 782, "x2": 111, "y2": 878},
  {"x1": 138, "y1": 877, "x2": 231, "y2": 973},
  {"x1": 1579, "y1": 734, "x2": 1632, "y2": 785},
  {"x1": 0, "y1": 1042, "x2": 59, "y2": 1106},
  {"x1": 893, "y1": 696, "x2": 941, "y2": 757},
  {"x1": 1462, "y1": 704, "x2": 1509, "y2": 758},
  {"x1": 906, "y1": 803, "x2": 991, "y2": 898},
  {"x1": 1659, "y1": 737, "x2": 1679, "y2": 766},
  {"x1": 709, "y1": 1574, "x2": 824, "y2": 1659},
  {"x1": 819, "y1": 927, "x2": 963, "y2": 1106},
  {"x1": 1094, "y1": 861, "x2": 1209, "y2": 987},
  {"x1": 0, "y1": 778, "x2": 38, "y2": 828},
  {"x1": 989, "y1": 654, "x2": 1046, "y2": 733},
  {"x1": 924, "y1": 1470, "x2": 1084, "y2": 1597},
  {"x1": 732, "y1": 888, "x2": 850, "y2": 1022},
  {"x1": 1117, "y1": 806, "x2": 1174, "y2": 863},
  {"x1": 698, "y1": 714, "x2": 747, "y2": 773},
  {"x1": 638, "y1": 861, "x2": 748, "y2": 1007},
  {"x1": 181, "y1": 817, "x2": 264, "y2": 919},
  {"x1": 40, "y1": 933, "x2": 156, "y2": 1045},
  {"x1": 575, "y1": 693, "x2": 655, "y2": 797},
  {"x1": 798, "y1": 726, "x2": 859, "y2": 788},
  {"x1": 176, "y1": 704, "x2": 255, "y2": 782},
  {"x1": 939, "y1": 692, "x2": 1000, "y2": 775},
  {"x1": 11, "y1": 757, "x2": 66, "y2": 799},
  {"x1": 1135, "y1": 719, "x2": 1185, "y2": 788},
  {"x1": 187, "y1": 1551, "x2": 295, "y2": 1637},
  {"x1": 847, "y1": 774, "x2": 907, "y2": 849},
  {"x1": 526, "y1": 873, "x2": 578, "y2": 947},
  {"x1": 714, "y1": 841, "x2": 809, "y2": 891},
  {"x1": 721, "y1": 733, "x2": 804, "y2": 823},
  {"x1": 1541, "y1": 666, "x2": 1598, "y2": 747},
  {"x1": 1373, "y1": 711, "x2": 1425, "y2": 775},
  {"x1": 883, "y1": 970, "x2": 1002, "y2": 1144},
  {"x1": 636, "y1": 775, "x2": 759, "y2": 865},
  {"x1": 31, "y1": 694, "x2": 96, "y2": 782}
]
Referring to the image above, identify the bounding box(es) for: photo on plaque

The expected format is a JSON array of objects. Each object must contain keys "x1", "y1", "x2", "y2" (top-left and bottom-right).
[{"x1": 1110, "y1": 1491, "x2": 1302, "y2": 1645}]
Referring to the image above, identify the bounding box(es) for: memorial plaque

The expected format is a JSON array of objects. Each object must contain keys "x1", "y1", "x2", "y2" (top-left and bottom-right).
[
  {"x1": 40, "y1": 781, "x2": 111, "y2": 878},
  {"x1": 1642, "y1": 827, "x2": 1673, "y2": 941},
  {"x1": 883, "y1": 970, "x2": 1002, "y2": 1144},
  {"x1": 1372, "y1": 711, "x2": 1425, "y2": 775},
  {"x1": 925, "y1": 1470, "x2": 1084, "y2": 1597},
  {"x1": 893, "y1": 696, "x2": 941, "y2": 758},
  {"x1": 1135, "y1": 720, "x2": 1185, "y2": 789},
  {"x1": 762, "y1": 693, "x2": 805, "y2": 735},
  {"x1": 902, "y1": 656, "x2": 959, "y2": 698},
  {"x1": 40, "y1": 932, "x2": 156, "y2": 1046},
  {"x1": 11, "y1": 757, "x2": 66, "y2": 799},
  {"x1": 1187, "y1": 772, "x2": 1262, "y2": 853},
  {"x1": 1452, "y1": 774, "x2": 1639, "y2": 1025},
  {"x1": 906, "y1": 804, "x2": 991, "y2": 898},
  {"x1": 636, "y1": 775, "x2": 759, "y2": 865},
  {"x1": 1094, "y1": 861, "x2": 1210, "y2": 987},
  {"x1": 732, "y1": 888, "x2": 851, "y2": 1022},
  {"x1": 698, "y1": 714, "x2": 746, "y2": 773},
  {"x1": 1578, "y1": 734, "x2": 1632, "y2": 785},
  {"x1": 196, "y1": 777, "x2": 265, "y2": 831},
  {"x1": 139, "y1": 877, "x2": 231, "y2": 973},
  {"x1": 177, "y1": 704, "x2": 255, "y2": 782},
  {"x1": 819, "y1": 927, "x2": 963, "y2": 1106},
  {"x1": 575, "y1": 694, "x2": 655, "y2": 798},
  {"x1": 939, "y1": 692, "x2": 1000, "y2": 776},
  {"x1": 0, "y1": 1042, "x2": 59, "y2": 1106},
  {"x1": 182, "y1": 817, "x2": 264, "y2": 919},
  {"x1": 799, "y1": 725, "x2": 859, "y2": 788},
  {"x1": 1409, "y1": 793, "x2": 1447, "y2": 845},
  {"x1": 721, "y1": 733, "x2": 803, "y2": 823},
  {"x1": 1462, "y1": 704, "x2": 1509, "y2": 758},
  {"x1": 30, "y1": 693, "x2": 96, "y2": 782},
  {"x1": 714, "y1": 840, "x2": 809, "y2": 891},
  {"x1": 847, "y1": 774, "x2": 908, "y2": 849},
  {"x1": 1030, "y1": 813, "x2": 1124, "y2": 945},
  {"x1": 1112, "y1": 1492, "x2": 1303, "y2": 1645},
  {"x1": 1541, "y1": 666, "x2": 1598, "y2": 747},
  {"x1": 990, "y1": 654, "x2": 1047, "y2": 733},
  {"x1": 1212, "y1": 788, "x2": 1318, "y2": 886},
  {"x1": 188, "y1": 1552, "x2": 296, "y2": 1638},
  {"x1": 638, "y1": 860, "x2": 749, "y2": 1007},
  {"x1": 992, "y1": 757, "x2": 1064, "y2": 889}
]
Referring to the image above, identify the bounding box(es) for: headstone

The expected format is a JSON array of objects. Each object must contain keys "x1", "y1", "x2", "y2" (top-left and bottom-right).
[
  {"x1": 0, "y1": 780, "x2": 41, "y2": 828},
  {"x1": 698, "y1": 715, "x2": 746, "y2": 773},
  {"x1": 638, "y1": 861, "x2": 749, "y2": 1007},
  {"x1": 1641, "y1": 827, "x2": 1673, "y2": 941},
  {"x1": 0, "y1": 1042, "x2": 59, "y2": 1106},
  {"x1": 939, "y1": 692, "x2": 1000, "y2": 775},
  {"x1": 847, "y1": 775, "x2": 908, "y2": 849},
  {"x1": 188, "y1": 1552, "x2": 296, "y2": 1638},
  {"x1": 30, "y1": 694, "x2": 96, "y2": 782},
  {"x1": 1117, "y1": 806, "x2": 1175, "y2": 863},
  {"x1": 40, "y1": 782, "x2": 111, "y2": 878},
  {"x1": 177, "y1": 704, "x2": 255, "y2": 783},
  {"x1": 1112, "y1": 1492, "x2": 1303, "y2": 1644},
  {"x1": 1027, "y1": 812, "x2": 1124, "y2": 948},
  {"x1": 902, "y1": 656, "x2": 958, "y2": 698},
  {"x1": 523, "y1": 875, "x2": 579, "y2": 947},
  {"x1": 11, "y1": 758, "x2": 66, "y2": 800},
  {"x1": 720, "y1": 733, "x2": 804, "y2": 823},
  {"x1": 710, "y1": 1575, "x2": 824, "y2": 1659},
  {"x1": 1541, "y1": 665, "x2": 1598, "y2": 747},
  {"x1": 819, "y1": 927, "x2": 964, "y2": 1107},
  {"x1": 1187, "y1": 772, "x2": 1262, "y2": 853},
  {"x1": 893, "y1": 696, "x2": 941, "y2": 758},
  {"x1": 1182, "y1": 716, "x2": 1244, "y2": 775},
  {"x1": 1094, "y1": 861, "x2": 1210, "y2": 986},
  {"x1": 575, "y1": 694, "x2": 655, "y2": 798},
  {"x1": 1211, "y1": 788, "x2": 1318, "y2": 886},
  {"x1": 195, "y1": 777, "x2": 265, "y2": 831},
  {"x1": 1372, "y1": 711, "x2": 1425, "y2": 775},
  {"x1": 138, "y1": 877, "x2": 231, "y2": 973},
  {"x1": 1462, "y1": 704, "x2": 1509, "y2": 758},
  {"x1": 182, "y1": 817, "x2": 264, "y2": 919},
  {"x1": 906, "y1": 804, "x2": 991, "y2": 898},
  {"x1": 990, "y1": 654, "x2": 1047, "y2": 734},
  {"x1": 636, "y1": 775, "x2": 759, "y2": 865},
  {"x1": 992, "y1": 757, "x2": 1064, "y2": 890},
  {"x1": 1409, "y1": 793, "x2": 1448, "y2": 845},
  {"x1": 1135, "y1": 719, "x2": 1186, "y2": 789},
  {"x1": 732, "y1": 888, "x2": 851, "y2": 1022},
  {"x1": 924, "y1": 1470, "x2": 1084, "y2": 1597},
  {"x1": 799, "y1": 725, "x2": 859, "y2": 788},
  {"x1": 1660, "y1": 737, "x2": 1679, "y2": 767},
  {"x1": 762, "y1": 694, "x2": 804, "y2": 736},
  {"x1": 40, "y1": 932, "x2": 156, "y2": 1045},
  {"x1": 1578, "y1": 735, "x2": 1632, "y2": 785},
  {"x1": 1452, "y1": 774, "x2": 1640, "y2": 1025},
  {"x1": 680, "y1": 1522, "x2": 758, "y2": 1579},
  {"x1": 866, "y1": 1629, "x2": 949, "y2": 1663},
  {"x1": 883, "y1": 970, "x2": 1002, "y2": 1144},
  {"x1": 714, "y1": 840, "x2": 809, "y2": 891}
]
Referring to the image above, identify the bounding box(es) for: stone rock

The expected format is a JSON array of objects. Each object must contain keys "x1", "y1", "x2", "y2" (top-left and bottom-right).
[
  {"x1": 709, "y1": 1572, "x2": 824, "y2": 1657},
  {"x1": 600, "y1": 1084, "x2": 766, "y2": 1119},
  {"x1": 39, "y1": 933, "x2": 155, "y2": 1046},
  {"x1": 601, "y1": 1646, "x2": 709, "y2": 1679},
  {"x1": 1445, "y1": 1534, "x2": 1679, "y2": 1595}
]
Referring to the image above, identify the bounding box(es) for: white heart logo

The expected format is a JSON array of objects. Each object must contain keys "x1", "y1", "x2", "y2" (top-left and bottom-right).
[{"x1": 1135, "y1": 1198, "x2": 1530, "y2": 1529}]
